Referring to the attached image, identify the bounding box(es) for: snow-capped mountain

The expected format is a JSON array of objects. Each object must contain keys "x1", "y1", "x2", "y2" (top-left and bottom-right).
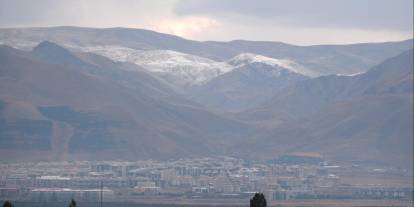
[
  {"x1": 0, "y1": 39, "x2": 38, "y2": 51},
  {"x1": 189, "y1": 59, "x2": 309, "y2": 112},
  {"x1": 0, "y1": 38, "x2": 312, "y2": 88},
  {"x1": 75, "y1": 45, "x2": 313, "y2": 88},
  {"x1": 0, "y1": 27, "x2": 412, "y2": 168},
  {"x1": 228, "y1": 53, "x2": 319, "y2": 77},
  {"x1": 77, "y1": 46, "x2": 313, "y2": 111},
  {"x1": 0, "y1": 27, "x2": 412, "y2": 78},
  {"x1": 79, "y1": 45, "x2": 234, "y2": 86}
]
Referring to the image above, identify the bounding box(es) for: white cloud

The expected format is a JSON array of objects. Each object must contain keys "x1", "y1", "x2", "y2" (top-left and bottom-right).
[{"x1": 148, "y1": 16, "x2": 221, "y2": 38}]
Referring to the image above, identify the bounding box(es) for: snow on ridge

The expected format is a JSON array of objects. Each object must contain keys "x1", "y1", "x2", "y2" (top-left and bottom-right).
[
  {"x1": 78, "y1": 45, "x2": 234, "y2": 85},
  {"x1": 0, "y1": 39, "x2": 319, "y2": 84},
  {"x1": 73, "y1": 45, "x2": 318, "y2": 85},
  {"x1": 79, "y1": 45, "x2": 136, "y2": 62},
  {"x1": 336, "y1": 71, "x2": 365, "y2": 77},
  {"x1": 0, "y1": 39, "x2": 39, "y2": 51},
  {"x1": 228, "y1": 53, "x2": 318, "y2": 77},
  {"x1": 131, "y1": 49, "x2": 234, "y2": 85}
]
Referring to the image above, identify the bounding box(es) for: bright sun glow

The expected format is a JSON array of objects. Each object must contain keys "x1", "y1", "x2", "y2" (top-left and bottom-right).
[{"x1": 149, "y1": 16, "x2": 221, "y2": 38}]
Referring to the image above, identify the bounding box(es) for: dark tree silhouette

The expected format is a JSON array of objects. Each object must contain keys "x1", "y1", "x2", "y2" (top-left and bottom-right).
[
  {"x1": 250, "y1": 193, "x2": 267, "y2": 207},
  {"x1": 69, "y1": 199, "x2": 77, "y2": 207},
  {"x1": 2, "y1": 201, "x2": 13, "y2": 207}
]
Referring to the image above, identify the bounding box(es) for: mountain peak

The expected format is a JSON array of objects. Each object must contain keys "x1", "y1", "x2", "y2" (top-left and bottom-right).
[
  {"x1": 33, "y1": 40, "x2": 66, "y2": 52},
  {"x1": 229, "y1": 53, "x2": 298, "y2": 69},
  {"x1": 32, "y1": 41, "x2": 84, "y2": 66},
  {"x1": 228, "y1": 53, "x2": 318, "y2": 77}
]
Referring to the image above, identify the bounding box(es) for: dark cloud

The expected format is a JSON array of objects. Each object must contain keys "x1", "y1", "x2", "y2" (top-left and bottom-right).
[{"x1": 175, "y1": 0, "x2": 413, "y2": 31}]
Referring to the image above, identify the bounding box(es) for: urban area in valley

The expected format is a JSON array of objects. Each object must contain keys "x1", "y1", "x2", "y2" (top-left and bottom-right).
[{"x1": 1, "y1": 154, "x2": 412, "y2": 204}]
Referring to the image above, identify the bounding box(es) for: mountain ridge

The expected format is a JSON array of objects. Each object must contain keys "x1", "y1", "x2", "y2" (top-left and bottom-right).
[
  {"x1": 0, "y1": 28, "x2": 412, "y2": 169},
  {"x1": 236, "y1": 49, "x2": 413, "y2": 168},
  {"x1": 0, "y1": 42, "x2": 253, "y2": 162}
]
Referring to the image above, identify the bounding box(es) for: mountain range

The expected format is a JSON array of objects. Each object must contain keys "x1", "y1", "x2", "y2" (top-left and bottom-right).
[
  {"x1": 237, "y1": 49, "x2": 413, "y2": 168},
  {"x1": 0, "y1": 27, "x2": 412, "y2": 169}
]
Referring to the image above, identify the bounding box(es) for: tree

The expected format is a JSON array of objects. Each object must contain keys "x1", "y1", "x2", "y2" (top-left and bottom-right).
[
  {"x1": 69, "y1": 199, "x2": 77, "y2": 207},
  {"x1": 2, "y1": 201, "x2": 13, "y2": 207},
  {"x1": 250, "y1": 193, "x2": 267, "y2": 207}
]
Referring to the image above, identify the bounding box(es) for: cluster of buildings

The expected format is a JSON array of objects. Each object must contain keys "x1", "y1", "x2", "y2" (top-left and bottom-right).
[{"x1": 0, "y1": 155, "x2": 412, "y2": 202}]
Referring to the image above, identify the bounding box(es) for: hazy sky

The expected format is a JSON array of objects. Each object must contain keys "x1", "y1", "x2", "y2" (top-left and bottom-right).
[{"x1": 0, "y1": 0, "x2": 412, "y2": 45}]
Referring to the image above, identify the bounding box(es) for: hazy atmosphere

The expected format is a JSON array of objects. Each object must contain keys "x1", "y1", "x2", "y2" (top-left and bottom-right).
[
  {"x1": 0, "y1": 0, "x2": 413, "y2": 44},
  {"x1": 0, "y1": 0, "x2": 413, "y2": 206}
]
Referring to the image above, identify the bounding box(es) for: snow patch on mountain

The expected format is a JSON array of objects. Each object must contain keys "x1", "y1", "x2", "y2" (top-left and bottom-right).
[
  {"x1": 228, "y1": 53, "x2": 318, "y2": 77},
  {"x1": 80, "y1": 45, "x2": 234, "y2": 85},
  {"x1": 73, "y1": 46, "x2": 316, "y2": 86},
  {"x1": 0, "y1": 39, "x2": 39, "y2": 51},
  {"x1": 337, "y1": 71, "x2": 365, "y2": 77},
  {"x1": 0, "y1": 39, "x2": 317, "y2": 85}
]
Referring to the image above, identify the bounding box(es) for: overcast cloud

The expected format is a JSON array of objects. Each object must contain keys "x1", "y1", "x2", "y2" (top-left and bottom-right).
[{"x1": 0, "y1": 0, "x2": 412, "y2": 45}]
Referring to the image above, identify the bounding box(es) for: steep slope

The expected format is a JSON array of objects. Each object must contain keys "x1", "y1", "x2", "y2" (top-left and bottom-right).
[
  {"x1": 243, "y1": 49, "x2": 413, "y2": 121},
  {"x1": 189, "y1": 58, "x2": 309, "y2": 112},
  {"x1": 237, "y1": 49, "x2": 413, "y2": 168},
  {"x1": 0, "y1": 43, "x2": 251, "y2": 162},
  {"x1": 239, "y1": 94, "x2": 413, "y2": 168},
  {"x1": 74, "y1": 45, "x2": 313, "y2": 112},
  {"x1": 32, "y1": 40, "x2": 87, "y2": 66}
]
